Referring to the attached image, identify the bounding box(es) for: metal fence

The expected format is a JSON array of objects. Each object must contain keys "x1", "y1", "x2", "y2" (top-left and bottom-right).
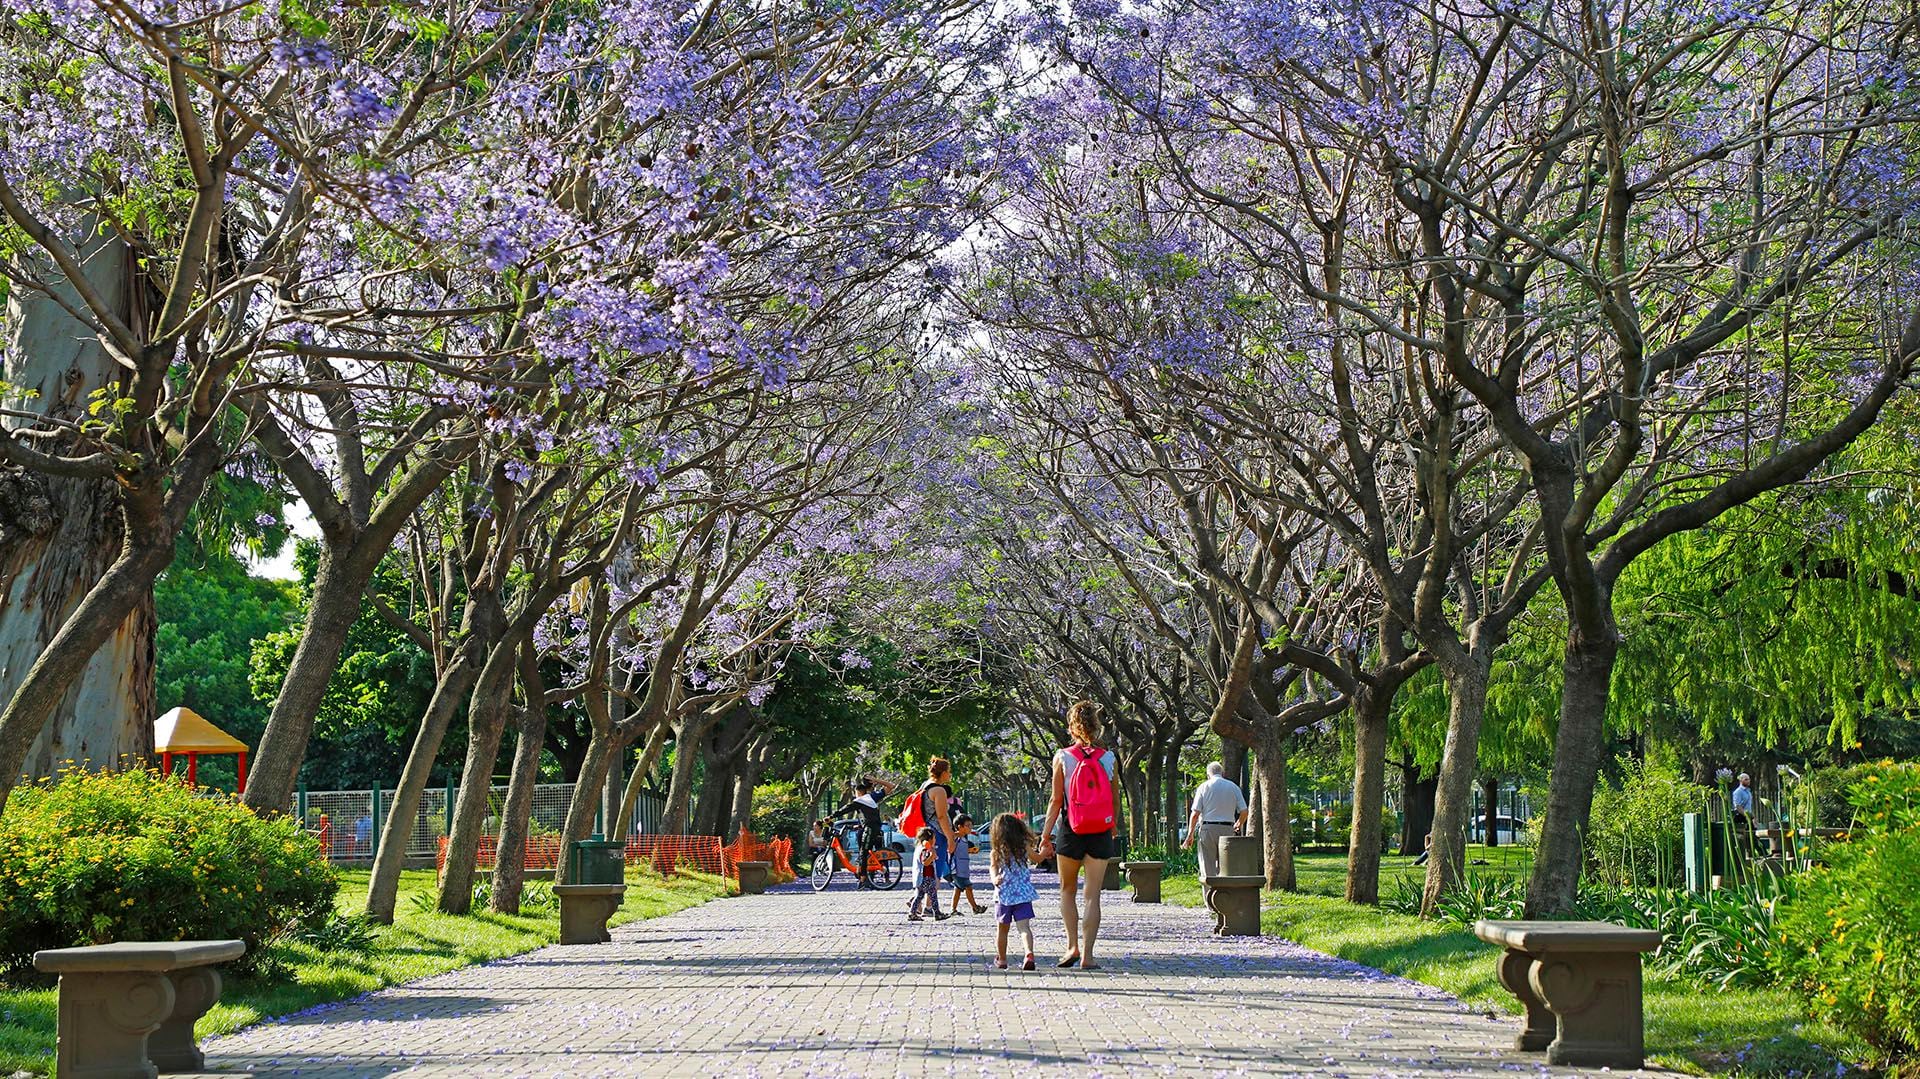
[{"x1": 298, "y1": 780, "x2": 666, "y2": 862}]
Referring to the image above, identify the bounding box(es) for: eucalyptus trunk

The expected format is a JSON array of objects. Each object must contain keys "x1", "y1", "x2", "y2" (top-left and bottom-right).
[{"x1": 0, "y1": 237, "x2": 152, "y2": 798}]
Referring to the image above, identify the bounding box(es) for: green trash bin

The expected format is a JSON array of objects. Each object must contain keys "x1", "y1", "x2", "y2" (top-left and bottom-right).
[{"x1": 570, "y1": 838, "x2": 625, "y2": 885}]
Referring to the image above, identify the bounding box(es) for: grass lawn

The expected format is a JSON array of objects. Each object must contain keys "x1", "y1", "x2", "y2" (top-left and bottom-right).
[
  {"x1": 0, "y1": 865, "x2": 729, "y2": 1076},
  {"x1": 1165, "y1": 851, "x2": 1861, "y2": 1076}
]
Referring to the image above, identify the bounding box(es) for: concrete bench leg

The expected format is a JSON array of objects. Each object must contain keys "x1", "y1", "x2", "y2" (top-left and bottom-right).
[
  {"x1": 1496, "y1": 948, "x2": 1554, "y2": 1052},
  {"x1": 737, "y1": 861, "x2": 771, "y2": 895},
  {"x1": 56, "y1": 970, "x2": 176, "y2": 1079},
  {"x1": 1123, "y1": 862, "x2": 1162, "y2": 903},
  {"x1": 148, "y1": 967, "x2": 222, "y2": 1073},
  {"x1": 554, "y1": 885, "x2": 625, "y2": 945},
  {"x1": 1529, "y1": 950, "x2": 1647, "y2": 1069},
  {"x1": 1206, "y1": 885, "x2": 1261, "y2": 936}
]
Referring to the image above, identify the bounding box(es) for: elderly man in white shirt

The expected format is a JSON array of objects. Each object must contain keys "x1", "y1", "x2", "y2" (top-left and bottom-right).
[{"x1": 1183, "y1": 762, "x2": 1250, "y2": 880}]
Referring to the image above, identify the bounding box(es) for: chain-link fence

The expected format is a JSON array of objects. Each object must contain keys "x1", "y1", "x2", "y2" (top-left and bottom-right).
[{"x1": 298, "y1": 781, "x2": 670, "y2": 862}]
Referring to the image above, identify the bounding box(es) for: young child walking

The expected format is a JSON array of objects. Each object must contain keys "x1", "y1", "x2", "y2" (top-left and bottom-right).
[
  {"x1": 988, "y1": 813, "x2": 1041, "y2": 969},
  {"x1": 948, "y1": 815, "x2": 988, "y2": 915},
  {"x1": 908, "y1": 826, "x2": 947, "y2": 921}
]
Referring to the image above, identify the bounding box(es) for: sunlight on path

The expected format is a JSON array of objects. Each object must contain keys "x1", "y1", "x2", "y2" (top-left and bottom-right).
[{"x1": 200, "y1": 873, "x2": 1655, "y2": 1077}]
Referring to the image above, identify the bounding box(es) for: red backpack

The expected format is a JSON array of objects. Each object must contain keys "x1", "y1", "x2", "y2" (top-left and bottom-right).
[
  {"x1": 897, "y1": 788, "x2": 928, "y2": 836},
  {"x1": 1065, "y1": 746, "x2": 1115, "y2": 834}
]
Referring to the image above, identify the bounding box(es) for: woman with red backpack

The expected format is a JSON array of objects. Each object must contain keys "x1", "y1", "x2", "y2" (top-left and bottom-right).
[
  {"x1": 896, "y1": 757, "x2": 959, "y2": 896},
  {"x1": 1037, "y1": 700, "x2": 1121, "y2": 970}
]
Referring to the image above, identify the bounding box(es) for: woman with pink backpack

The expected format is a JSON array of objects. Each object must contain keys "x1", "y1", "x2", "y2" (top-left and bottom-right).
[{"x1": 1036, "y1": 700, "x2": 1121, "y2": 970}]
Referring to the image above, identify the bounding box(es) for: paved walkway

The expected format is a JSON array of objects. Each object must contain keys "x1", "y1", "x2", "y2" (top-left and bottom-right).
[{"x1": 203, "y1": 873, "x2": 1644, "y2": 1077}]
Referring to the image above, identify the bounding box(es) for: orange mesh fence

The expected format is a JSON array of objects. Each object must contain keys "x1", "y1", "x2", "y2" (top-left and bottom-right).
[
  {"x1": 434, "y1": 834, "x2": 729, "y2": 878},
  {"x1": 625, "y1": 834, "x2": 729, "y2": 877},
  {"x1": 723, "y1": 829, "x2": 797, "y2": 883}
]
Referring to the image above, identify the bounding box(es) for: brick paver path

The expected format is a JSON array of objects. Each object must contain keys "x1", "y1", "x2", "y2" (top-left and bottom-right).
[{"x1": 203, "y1": 873, "x2": 1644, "y2": 1076}]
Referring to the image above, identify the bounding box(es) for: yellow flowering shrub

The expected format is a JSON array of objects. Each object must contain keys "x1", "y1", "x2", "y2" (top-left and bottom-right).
[
  {"x1": 1777, "y1": 760, "x2": 1920, "y2": 1067},
  {"x1": 0, "y1": 768, "x2": 336, "y2": 978}
]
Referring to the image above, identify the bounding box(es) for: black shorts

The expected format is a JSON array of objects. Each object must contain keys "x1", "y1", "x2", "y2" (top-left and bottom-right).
[{"x1": 1053, "y1": 827, "x2": 1116, "y2": 861}]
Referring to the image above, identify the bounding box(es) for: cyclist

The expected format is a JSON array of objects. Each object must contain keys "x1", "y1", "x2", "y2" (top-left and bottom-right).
[{"x1": 825, "y1": 776, "x2": 896, "y2": 887}]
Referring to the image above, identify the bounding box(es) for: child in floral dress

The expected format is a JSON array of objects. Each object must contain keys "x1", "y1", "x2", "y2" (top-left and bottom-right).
[{"x1": 989, "y1": 813, "x2": 1041, "y2": 969}]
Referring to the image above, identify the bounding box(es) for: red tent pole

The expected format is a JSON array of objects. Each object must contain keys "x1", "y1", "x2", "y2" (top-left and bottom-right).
[
  {"x1": 161, "y1": 752, "x2": 173, "y2": 777},
  {"x1": 236, "y1": 751, "x2": 247, "y2": 795},
  {"x1": 187, "y1": 753, "x2": 198, "y2": 788}
]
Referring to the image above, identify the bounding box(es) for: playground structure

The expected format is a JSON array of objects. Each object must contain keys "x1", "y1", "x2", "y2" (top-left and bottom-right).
[{"x1": 154, "y1": 707, "x2": 249, "y2": 793}]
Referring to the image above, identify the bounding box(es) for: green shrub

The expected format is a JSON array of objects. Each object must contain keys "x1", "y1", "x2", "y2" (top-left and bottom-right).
[
  {"x1": 749, "y1": 781, "x2": 810, "y2": 843},
  {"x1": 1586, "y1": 756, "x2": 1709, "y2": 887},
  {"x1": 1778, "y1": 761, "x2": 1920, "y2": 1066},
  {"x1": 0, "y1": 768, "x2": 336, "y2": 978},
  {"x1": 1328, "y1": 802, "x2": 1398, "y2": 852},
  {"x1": 1127, "y1": 842, "x2": 1198, "y2": 878},
  {"x1": 1392, "y1": 867, "x2": 1786, "y2": 990}
]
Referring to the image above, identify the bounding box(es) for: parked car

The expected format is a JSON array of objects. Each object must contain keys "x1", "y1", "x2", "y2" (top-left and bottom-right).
[{"x1": 1468, "y1": 815, "x2": 1527, "y2": 845}]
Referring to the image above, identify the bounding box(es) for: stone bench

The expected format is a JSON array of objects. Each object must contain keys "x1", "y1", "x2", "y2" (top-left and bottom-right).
[
  {"x1": 553, "y1": 883, "x2": 625, "y2": 945},
  {"x1": 1474, "y1": 919, "x2": 1662, "y2": 1069},
  {"x1": 1122, "y1": 861, "x2": 1164, "y2": 903},
  {"x1": 34, "y1": 939, "x2": 244, "y2": 1078},
  {"x1": 736, "y1": 860, "x2": 771, "y2": 895},
  {"x1": 1203, "y1": 874, "x2": 1263, "y2": 936},
  {"x1": 1101, "y1": 857, "x2": 1123, "y2": 891}
]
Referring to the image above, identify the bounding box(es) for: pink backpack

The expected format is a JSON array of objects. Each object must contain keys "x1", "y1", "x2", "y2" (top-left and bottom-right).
[{"x1": 1065, "y1": 746, "x2": 1115, "y2": 835}]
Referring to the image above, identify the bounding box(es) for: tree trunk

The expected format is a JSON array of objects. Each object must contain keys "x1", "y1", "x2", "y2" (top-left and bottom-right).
[
  {"x1": 1345, "y1": 682, "x2": 1393, "y2": 904},
  {"x1": 1482, "y1": 775, "x2": 1501, "y2": 849},
  {"x1": 490, "y1": 699, "x2": 547, "y2": 915},
  {"x1": 1525, "y1": 623, "x2": 1619, "y2": 917},
  {"x1": 0, "y1": 234, "x2": 154, "y2": 797},
  {"x1": 1161, "y1": 743, "x2": 1182, "y2": 851},
  {"x1": 437, "y1": 636, "x2": 518, "y2": 913},
  {"x1": 728, "y1": 740, "x2": 765, "y2": 839},
  {"x1": 612, "y1": 722, "x2": 669, "y2": 838},
  {"x1": 1121, "y1": 758, "x2": 1148, "y2": 842},
  {"x1": 1254, "y1": 738, "x2": 1294, "y2": 891},
  {"x1": 659, "y1": 713, "x2": 710, "y2": 835},
  {"x1": 1222, "y1": 739, "x2": 1248, "y2": 791},
  {"x1": 554, "y1": 726, "x2": 614, "y2": 885},
  {"x1": 1422, "y1": 654, "x2": 1492, "y2": 914},
  {"x1": 1399, "y1": 761, "x2": 1437, "y2": 855},
  {"x1": 363, "y1": 642, "x2": 484, "y2": 923},
  {"x1": 1144, "y1": 749, "x2": 1164, "y2": 851},
  {"x1": 693, "y1": 738, "x2": 730, "y2": 838},
  {"x1": 244, "y1": 545, "x2": 376, "y2": 813}
]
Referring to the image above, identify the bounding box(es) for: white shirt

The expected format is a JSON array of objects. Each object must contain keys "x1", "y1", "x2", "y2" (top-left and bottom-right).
[{"x1": 1192, "y1": 775, "x2": 1248, "y2": 824}]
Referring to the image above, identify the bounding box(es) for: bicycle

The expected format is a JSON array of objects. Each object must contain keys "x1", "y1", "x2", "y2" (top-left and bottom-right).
[{"x1": 810, "y1": 821, "x2": 903, "y2": 891}]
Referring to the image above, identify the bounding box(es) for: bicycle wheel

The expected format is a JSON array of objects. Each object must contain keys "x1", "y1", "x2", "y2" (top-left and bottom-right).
[
  {"x1": 810, "y1": 849, "x2": 835, "y2": 892},
  {"x1": 872, "y1": 850, "x2": 903, "y2": 890}
]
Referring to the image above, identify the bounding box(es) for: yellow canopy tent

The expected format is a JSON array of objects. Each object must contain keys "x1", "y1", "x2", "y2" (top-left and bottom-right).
[{"x1": 154, "y1": 706, "x2": 249, "y2": 793}]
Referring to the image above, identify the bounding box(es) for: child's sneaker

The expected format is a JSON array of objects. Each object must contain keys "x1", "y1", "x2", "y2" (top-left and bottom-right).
[
  {"x1": 908, "y1": 913, "x2": 923, "y2": 922},
  {"x1": 1022, "y1": 954, "x2": 1036, "y2": 971},
  {"x1": 933, "y1": 911, "x2": 950, "y2": 921}
]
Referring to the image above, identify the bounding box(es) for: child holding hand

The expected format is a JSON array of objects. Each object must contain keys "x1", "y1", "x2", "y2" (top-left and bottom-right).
[
  {"x1": 907, "y1": 826, "x2": 947, "y2": 921},
  {"x1": 988, "y1": 813, "x2": 1041, "y2": 970}
]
